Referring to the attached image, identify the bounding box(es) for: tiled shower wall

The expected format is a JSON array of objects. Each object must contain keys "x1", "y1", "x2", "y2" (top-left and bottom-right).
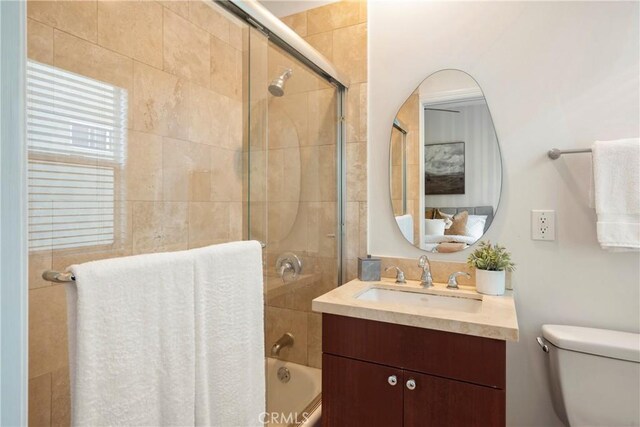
[
  {"x1": 27, "y1": 1, "x2": 245, "y2": 425},
  {"x1": 281, "y1": 0, "x2": 368, "y2": 282},
  {"x1": 394, "y1": 92, "x2": 421, "y2": 244}
]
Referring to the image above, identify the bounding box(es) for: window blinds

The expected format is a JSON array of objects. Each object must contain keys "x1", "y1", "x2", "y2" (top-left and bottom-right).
[{"x1": 26, "y1": 60, "x2": 128, "y2": 251}]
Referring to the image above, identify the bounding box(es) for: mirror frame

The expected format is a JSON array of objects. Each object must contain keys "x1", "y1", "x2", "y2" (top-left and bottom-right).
[{"x1": 387, "y1": 69, "x2": 504, "y2": 254}]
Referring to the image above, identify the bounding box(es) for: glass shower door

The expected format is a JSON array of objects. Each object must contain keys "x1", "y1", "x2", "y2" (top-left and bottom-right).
[{"x1": 246, "y1": 29, "x2": 342, "y2": 424}]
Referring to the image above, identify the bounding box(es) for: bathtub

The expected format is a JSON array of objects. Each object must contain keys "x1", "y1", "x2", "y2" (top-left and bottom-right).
[{"x1": 265, "y1": 357, "x2": 321, "y2": 427}]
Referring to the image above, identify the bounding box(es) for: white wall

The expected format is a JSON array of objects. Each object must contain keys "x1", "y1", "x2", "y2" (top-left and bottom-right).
[{"x1": 368, "y1": 2, "x2": 640, "y2": 425}]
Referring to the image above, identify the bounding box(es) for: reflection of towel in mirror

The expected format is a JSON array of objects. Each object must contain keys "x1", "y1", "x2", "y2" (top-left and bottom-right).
[{"x1": 395, "y1": 214, "x2": 414, "y2": 244}]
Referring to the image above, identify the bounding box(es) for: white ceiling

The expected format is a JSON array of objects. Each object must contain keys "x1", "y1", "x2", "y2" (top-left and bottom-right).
[{"x1": 259, "y1": 0, "x2": 339, "y2": 18}]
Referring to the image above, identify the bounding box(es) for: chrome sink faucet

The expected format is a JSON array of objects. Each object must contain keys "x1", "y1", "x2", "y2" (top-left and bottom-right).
[{"x1": 418, "y1": 255, "x2": 433, "y2": 288}]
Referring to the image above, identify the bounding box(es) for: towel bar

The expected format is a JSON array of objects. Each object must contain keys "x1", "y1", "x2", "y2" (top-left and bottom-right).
[
  {"x1": 41, "y1": 241, "x2": 268, "y2": 283},
  {"x1": 42, "y1": 270, "x2": 75, "y2": 283},
  {"x1": 548, "y1": 148, "x2": 592, "y2": 160}
]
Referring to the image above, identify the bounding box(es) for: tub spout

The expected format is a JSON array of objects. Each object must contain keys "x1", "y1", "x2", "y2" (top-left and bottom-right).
[{"x1": 271, "y1": 332, "x2": 294, "y2": 357}]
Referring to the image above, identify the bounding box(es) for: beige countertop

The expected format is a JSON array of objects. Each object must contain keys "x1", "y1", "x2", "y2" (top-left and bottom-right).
[{"x1": 312, "y1": 278, "x2": 519, "y2": 341}]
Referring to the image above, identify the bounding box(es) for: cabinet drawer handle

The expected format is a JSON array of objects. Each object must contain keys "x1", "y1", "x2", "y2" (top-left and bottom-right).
[
  {"x1": 406, "y1": 379, "x2": 416, "y2": 390},
  {"x1": 388, "y1": 375, "x2": 398, "y2": 386}
]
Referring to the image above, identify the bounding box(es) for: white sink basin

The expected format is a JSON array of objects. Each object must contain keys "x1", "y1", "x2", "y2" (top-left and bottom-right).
[{"x1": 356, "y1": 287, "x2": 482, "y2": 313}]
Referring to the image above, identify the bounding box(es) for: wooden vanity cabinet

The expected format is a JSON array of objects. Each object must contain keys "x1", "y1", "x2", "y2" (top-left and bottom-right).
[{"x1": 321, "y1": 314, "x2": 506, "y2": 427}]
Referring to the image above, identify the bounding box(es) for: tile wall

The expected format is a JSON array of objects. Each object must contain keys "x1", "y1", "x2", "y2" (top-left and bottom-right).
[{"x1": 27, "y1": 1, "x2": 245, "y2": 425}]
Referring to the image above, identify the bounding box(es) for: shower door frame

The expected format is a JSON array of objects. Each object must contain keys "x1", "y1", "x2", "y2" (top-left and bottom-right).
[
  {"x1": 217, "y1": 0, "x2": 349, "y2": 285},
  {"x1": 0, "y1": 0, "x2": 28, "y2": 424}
]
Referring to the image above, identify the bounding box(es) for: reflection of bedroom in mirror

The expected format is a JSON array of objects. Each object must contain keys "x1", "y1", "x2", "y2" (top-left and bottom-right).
[{"x1": 389, "y1": 69, "x2": 502, "y2": 253}]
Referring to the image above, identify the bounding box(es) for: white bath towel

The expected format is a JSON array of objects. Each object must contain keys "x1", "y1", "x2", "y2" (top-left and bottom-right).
[
  {"x1": 395, "y1": 214, "x2": 414, "y2": 244},
  {"x1": 592, "y1": 138, "x2": 640, "y2": 251},
  {"x1": 67, "y1": 250, "x2": 196, "y2": 426},
  {"x1": 192, "y1": 241, "x2": 265, "y2": 427}
]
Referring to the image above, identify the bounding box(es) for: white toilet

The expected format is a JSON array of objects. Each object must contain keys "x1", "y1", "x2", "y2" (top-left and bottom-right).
[{"x1": 539, "y1": 324, "x2": 640, "y2": 426}]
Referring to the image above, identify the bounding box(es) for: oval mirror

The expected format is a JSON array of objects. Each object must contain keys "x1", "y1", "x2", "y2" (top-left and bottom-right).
[{"x1": 389, "y1": 70, "x2": 502, "y2": 253}]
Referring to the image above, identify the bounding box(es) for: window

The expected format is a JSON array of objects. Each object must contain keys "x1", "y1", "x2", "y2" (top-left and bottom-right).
[{"x1": 26, "y1": 60, "x2": 128, "y2": 251}]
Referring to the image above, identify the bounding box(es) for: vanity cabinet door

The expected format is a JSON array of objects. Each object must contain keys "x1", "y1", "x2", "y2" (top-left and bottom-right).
[
  {"x1": 322, "y1": 354, "x2": 403, "y2": 427},
  {"x1": 403, "y1": 370, "x2": 505, "y2": 427}
]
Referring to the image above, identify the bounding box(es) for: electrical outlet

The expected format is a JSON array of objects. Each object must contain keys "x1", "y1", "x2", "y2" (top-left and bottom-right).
[{"x1": 532, "y1": 210, "x2": 555, "y2": 241}]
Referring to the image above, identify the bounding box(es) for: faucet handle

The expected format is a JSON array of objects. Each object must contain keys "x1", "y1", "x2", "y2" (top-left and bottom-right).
[
  {"x1": 385, "y1": 266, "x2": 406, "y2": 284},
  {"x1": 447, "y1": 271, "x2": 471, "y2": 289}
]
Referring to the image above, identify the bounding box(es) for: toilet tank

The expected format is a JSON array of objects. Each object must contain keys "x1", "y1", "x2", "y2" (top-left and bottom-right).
[{"x1": 541, "y1": 325, "x2": 640, "y2": 427}]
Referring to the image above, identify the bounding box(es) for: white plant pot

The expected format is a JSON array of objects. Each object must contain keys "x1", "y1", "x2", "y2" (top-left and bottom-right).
[{"x1": 475, "y1": 269, "x2": 506, "y2": 295}]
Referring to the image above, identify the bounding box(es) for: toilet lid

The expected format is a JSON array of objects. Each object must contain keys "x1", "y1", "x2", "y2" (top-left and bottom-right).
[{"x1": 542, "y1": 324, "x2": 640, "y2": 363}]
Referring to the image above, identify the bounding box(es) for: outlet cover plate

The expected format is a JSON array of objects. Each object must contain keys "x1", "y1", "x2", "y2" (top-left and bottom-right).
[{"x1": 532, "y1": 210, "x2": 555, "y2": 241}]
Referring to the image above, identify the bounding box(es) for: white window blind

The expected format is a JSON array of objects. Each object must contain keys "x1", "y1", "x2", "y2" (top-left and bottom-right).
[{"x1": 26, "y1": 60, "x2": 128, "y2": 251}]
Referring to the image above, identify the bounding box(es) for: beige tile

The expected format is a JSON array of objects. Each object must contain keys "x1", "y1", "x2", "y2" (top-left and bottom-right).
[
  {"x1": 132, "y1": 201, "x2": 188, "y2": 254},
  {"x1": 304, "y1": 31, "x2": 333, "y2": 62},
  {"x1": 307, "y1": 202, "x2": 336, "y2": 258},
  {"x1": 307, "y1": 312, "x2": 322, "y2": 368},
  {"x1": 228, "y1": 98, "x2": 244, "y2": 152},
  {"x1": 268, "y1": 92, "x2": 308, "y2": 148},
  {"x1": 228, "y1": 21, "x2": 244, "y2": 50},
  {"x1": 162, "y1": 137, "x2": 211, "y2": 202},
  {"x1": 27, "y1": 18, "x2": 53, "y2": 64},
  {"x1": 126, "y1": 131, "x2": 163, "y2": 201},
  {"x1": 97, "y1": 0, "x2": 163, "y2": 68},
  {"x1": 346, "y1": 202, "x2": 360, "y2": 260},
  {"x1": 307, "y1": 1, "x2": 360, "y2": 35},
  {"x1": 346, "y1": 84, "x2": 361, "y2": 143},
  {"x1": 51, "y1": 367, "x2": 70, "y2": 427},
  {"x1": 359, "y1": 202, "x2": 367, "y2": 255},
  {"x1": 188, "y1": 202, "x2": 230, "y2": 247},
  {"x1": 229, "y1": 202, "x2": 243, "y2": 241},
  {"x1": 333, "y1": 23, "x2": 367, "y2": 84},
  {"x1": 359, "y1": 0, "x2": 367, "y2": 23},
  {"x1": 29, "y1": 285, "x2": 68, "y2": 379},
  {"x1": 359, "y1": 82, "x2": 367, "y2": 141},
  {"x1": 319, "y1": 144, "x2": 336, "y2": 201},
  {"x1": 299, "y1": 146, "x2": 319, "y2": 202},
  {"x1": 29, "y1": 373, "x2": 51, "y2": 427},
  {"x1": 210, "y1": 35, "x2": 242, "y2": 100},
  {"x1": 346, "y1": 142, "x2": 367, "y2": 202},
  {"x1": 28, "y1": 0, "x2": 97, "y2": 43},
  {"x1": 132, "y1": 62, "x2": 189, "y2": 139},
  {"x1": 164, "y1": 8, "x2": 210, "y2": 87},
  {"x1": 188, "y1": 0, "x2": 230, "y2": 43},
  {"x1": 29, "y1": 251, "x2": 52, "y2": 290},
  {"x1": 308, "y1": 88, "x2": 337, "y2": 146},
  {"x1": 160, "y1": 0, "x2": 189, "y2": 19},
  {"x1": 187, "y1": 83, "x2": 230, "y2": 147},
  {"x1": 280, "y1": 12, "x2": 307, "y2": 37},
  {"x1": 265, "y1": 306, "x2": 308, "y2": 365},
  {"x1": 53, "y1": 30, "x2": 133, "y2": 93},
  {"x1": 211, "y1": 147, "x2": 242, "y2": 202},
  {"x1": 267, "y1": 202, "x2": 299, "y2": 245}
]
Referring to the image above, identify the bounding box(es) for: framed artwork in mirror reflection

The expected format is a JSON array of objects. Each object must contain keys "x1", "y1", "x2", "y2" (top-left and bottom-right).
[{"x1": 425, "y1": 141, "x2": 465, "y2": 195}]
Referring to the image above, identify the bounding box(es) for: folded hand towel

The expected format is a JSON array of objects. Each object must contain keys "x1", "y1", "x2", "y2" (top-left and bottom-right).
[
  {"x1": 67, "y1": 250, "x2": 196, "y2": 426},
  {"x1": 592, "y1": 138, "x2": 640, "y2": 251},
  {"x1": 192, "y1": 241, "x2": 265, "y2": 427}
]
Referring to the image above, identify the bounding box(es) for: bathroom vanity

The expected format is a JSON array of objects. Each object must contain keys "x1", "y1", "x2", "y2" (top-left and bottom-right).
[{"x1": 313, "y1": 278, "x2": 519, "y2": 427}]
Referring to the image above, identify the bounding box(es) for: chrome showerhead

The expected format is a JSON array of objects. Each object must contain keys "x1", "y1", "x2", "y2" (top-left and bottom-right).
[{"x1": 268, "y1": 69, "x2": 293, "y2": 97}]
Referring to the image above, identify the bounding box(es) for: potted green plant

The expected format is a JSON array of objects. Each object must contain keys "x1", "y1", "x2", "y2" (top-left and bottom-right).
[{"x1": 467, "y1": 241, "x2": 515, "y2": 295}]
